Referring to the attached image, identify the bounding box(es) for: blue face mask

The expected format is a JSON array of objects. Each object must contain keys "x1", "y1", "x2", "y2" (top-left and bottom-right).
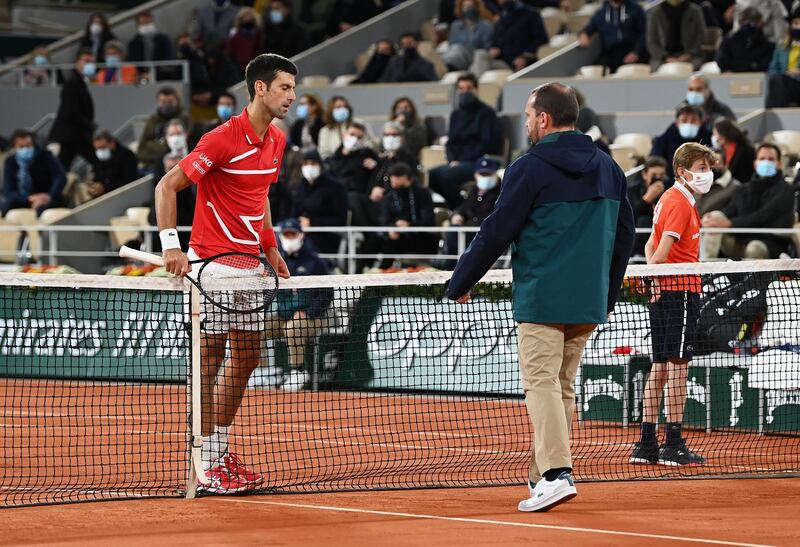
[
  {"x1": 296, "y1": 104, "x2": 309, "y2": 120},
  {"x1": 269, "y1": 9, "x2": 284, "y2": 24},
  {"x1": 332, "y1": 106, "x2": 350, "y2": 123},
  {"x1": 105, "y1": 55, "x2": 120, "y2": 67},
  {"x1": 476, "y1": 175, "x2": 497, "y2": 191},
  {"x1": 686, "y1": 91, "x2": 705, "y2": 106},
  {"x1": 16, "y1": 147, "x2": 34, "y2": 162},
  {"x1": 82, "y1": 62, "x2": 97, "y2": 77},
  {"x1": 755, "y1": 159, "x2": 777, "y2": 178},
  {"x1": 678, "y1": 123, "x2": 699, "y2": 140},
  {"x1": 217, "y1": 104, "x2": 234, "y2": 121},
  {"x1": 34, "y1": 55, "x2": 48, "y2": 67}
]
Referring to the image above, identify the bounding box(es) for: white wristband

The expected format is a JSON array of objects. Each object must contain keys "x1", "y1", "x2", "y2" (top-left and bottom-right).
[{"x1": 159, "y1": 228, "x2": 181, "y2": 251}]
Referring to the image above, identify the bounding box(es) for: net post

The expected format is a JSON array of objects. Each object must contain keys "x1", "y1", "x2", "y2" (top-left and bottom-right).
[
  {"x1": 705, "y1": 366, "x2": 712, "y2": 434},
  {"x1": 622, "y1": 361, "x2": 630, "y2": 428},
  {"x1": 758, "y1": 389, "x2": 765, "y2": 435},
  {"x1": 185, "y1": 284, "x2": 208, "y2": 498}
]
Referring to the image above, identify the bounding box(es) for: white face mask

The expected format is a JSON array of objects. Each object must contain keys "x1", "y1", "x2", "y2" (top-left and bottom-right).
[
  {"x1": 683, "y1": 169, "x2": 714, "y2": 194},
  {"x1": 166, "y1": 134, "x2": 187, "y2": 152},
  {"x1": 342, "y1": 134, "x2": 360, "y2": 151},
  {"x1": 138, "y1": 23, "x2": 156, "y2": 36},
  {"x1": 382, "y1": 135, "x2": 402, "y2": 152},
  {"x1": 95, "y1": 147, "x2": 112, "y2": 161},
  {"x1": 301, "y1": 164, "x2": 321, "y2": 181},
  {"x1": 280, "y1": 235, "x2": 303, "y2": 254},
  {"x1": 90, "y1": 22, "x2": 103, "y2": 35}
]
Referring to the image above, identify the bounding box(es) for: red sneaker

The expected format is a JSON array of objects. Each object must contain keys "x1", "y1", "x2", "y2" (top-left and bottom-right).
[
  {"x1": 222, "y1": 452, "x2": 264, "y2": 486},
  {"x1": 199, "y1": 464, "x2": 254, "y2": 494}
]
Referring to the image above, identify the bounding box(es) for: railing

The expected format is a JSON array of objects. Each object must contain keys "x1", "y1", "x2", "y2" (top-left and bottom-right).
[
  {"x1": 3, "y1": 59, "x2": 189, "y2": 88},
  {"x1": 1, "y1": 224, "x2": 799, "y2": 274}
]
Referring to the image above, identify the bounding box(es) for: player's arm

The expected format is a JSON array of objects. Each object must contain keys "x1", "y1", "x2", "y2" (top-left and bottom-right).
[
  {"x1": 648, "y1": 233, "x2": 676, "y2": 265},
  {"x1": 260, "y1": 195, "x2": 290, "y2": 279},
  {"x1": 155, "y1": 165, "x2": 193, "y2": 277}
]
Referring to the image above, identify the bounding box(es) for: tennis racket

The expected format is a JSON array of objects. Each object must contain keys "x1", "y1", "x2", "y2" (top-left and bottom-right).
[{"x1": 119, "y1": 246, "x2": 279, "y2": 313}]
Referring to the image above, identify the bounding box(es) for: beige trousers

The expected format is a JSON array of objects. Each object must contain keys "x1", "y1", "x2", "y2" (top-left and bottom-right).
[
  {"x1": 701, "y1": 211, "x2": 770, "y2": 259},
  {"x1": 518, "y1": 322, "x2": 595, "y2": 483},
  {"x1": 262, "y1": 315, "x2": 325, "y2": 368}
]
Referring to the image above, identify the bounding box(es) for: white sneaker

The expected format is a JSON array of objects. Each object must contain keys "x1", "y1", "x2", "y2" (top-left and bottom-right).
[
  {"x1": 281, "y1": 369, "x2": 309, "y2": 391},
  {"x1": 518, "y1": 471, "x2": 577, "y2": 512}
]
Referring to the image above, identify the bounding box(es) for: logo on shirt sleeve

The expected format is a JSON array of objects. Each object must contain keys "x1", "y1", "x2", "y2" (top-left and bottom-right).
[{"x1": 198, "y1": 153, "x2": 213, "y2": 167}]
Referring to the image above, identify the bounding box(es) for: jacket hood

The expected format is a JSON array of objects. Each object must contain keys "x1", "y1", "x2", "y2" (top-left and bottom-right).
[{"x1": 529, "y1": 133, "x2": 600, "y2": 176}]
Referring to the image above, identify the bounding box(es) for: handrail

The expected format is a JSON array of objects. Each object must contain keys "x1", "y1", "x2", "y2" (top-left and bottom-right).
[{"x1": 4, "y1": 59, "x2": 189, "y2": 88}]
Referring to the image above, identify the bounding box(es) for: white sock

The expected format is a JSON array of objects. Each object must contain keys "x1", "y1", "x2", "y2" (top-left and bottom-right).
[{"x1": 201, "y1": 426, "x2": 231, "y2": 471}]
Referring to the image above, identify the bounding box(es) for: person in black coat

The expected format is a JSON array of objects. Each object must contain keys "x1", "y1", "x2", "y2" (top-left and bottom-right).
[
  {"x1": 49, "y1": 49, "x2": 96, "y2": 170},
  {"x1": 79, "y1": 13, "x2": 116, "y2": 64},
  {"x1": 3, "y1": 129, "x2": 66, "y2": 214},
  {"x1": 88, "y1": 131, "x2": 139, "y2": 197},
  {"x1": 429, "y1": 73, "x2": 501, "y2": 208},
  {"x1": 126, "y1": 11, "x2": 177, "y2": 80},
  {"x1": 327, "y1": 122, "x2": 379, "y2": 195},
  {"x1": 488, "y1": 0, "x2": 548, "y2": 71},
  {"x1": 352, "y1": 39, "x2": 395, "y2": 84},
  {"x1": 264, "y1": 0, "x2": 311, "y2": 58},
  {"x1": 379, "y1": 32, "x2": 438, "y2": 83},
  {"x1": 292, "y1": 148, "x2": 348, "y2": 254},
  {"x1": 625, "y1": 155, "x2": 668, "y2": 257},
  {"x1": 716, "y1": 7, "x2": 775, "y2": 73},
  {"x1": 650, "y1": 105, "x2": 712, "y2": 181},
  {"x1": 712, "y1": 118, "x2": 756, "y2": 184}
]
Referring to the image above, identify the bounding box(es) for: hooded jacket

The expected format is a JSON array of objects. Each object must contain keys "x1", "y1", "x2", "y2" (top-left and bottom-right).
[{"x1": 446, "y1": 131, "x2": 635, "y2": 324}]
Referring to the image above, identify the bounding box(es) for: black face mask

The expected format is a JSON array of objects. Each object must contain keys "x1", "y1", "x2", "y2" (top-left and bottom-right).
[
  {"x1": 458, "y1": 91, "x2": 477, "y2": 109},
  {"x1": 404, "y1": 47, "x2": 418, "y2": 58},
  {"x1": 240, "y1": 21, "x2": 255, "y2": 31},
  {"x1": 792, "y1": 29, "x2": 800, "y2": 41},
  {"x1": 158, "y1": 104, "x2": 178, "y2": 118},
  {"x1": 179, "y1": 44, "x2": 192, "y2": 58},
  {"x1": 711, "y1": 168, "x2": 725, "y2": 179}
]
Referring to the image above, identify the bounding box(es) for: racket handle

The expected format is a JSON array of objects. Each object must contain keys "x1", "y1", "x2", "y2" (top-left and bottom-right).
[{"x1": 119, "y1": 245, "x2": 165, "y2": 267}]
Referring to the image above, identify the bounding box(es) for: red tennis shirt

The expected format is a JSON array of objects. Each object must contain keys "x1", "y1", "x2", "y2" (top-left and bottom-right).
[
  {"x1": 179, "y1": 107, "x2": 285, "y2": 258},
  {"x1": 651, "y1": 182, "x2": 701, "y2": 292}
]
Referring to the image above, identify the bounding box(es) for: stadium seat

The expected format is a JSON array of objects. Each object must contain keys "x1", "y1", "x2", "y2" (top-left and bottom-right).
[
  {"x1": 126, "y1": 207, "x2": 151, "y2": 226},
  {"x1": 608, "y1": 144, "x2": 639, "y2": 172},
  {"x1": 766, "y1": 130, "x2": 800, "y2": 160},
  {"x1": 38, "y1": 208, "x2": 71, "y2": 225},
  {"x1": 700, "y1": 61, "x2": 721, "y2": 74},
  {"x1": 541, "y1": 10, "x2": 568, "y2": 38},
  {"x1": 0, "y1": 215, "x2": 21, "y2": 264},
  {"x1": 332, "y1": 74, "x2": 357, "y2": 87},
  {"x1": 567, "y1": 14, "x2": 590, "y2": 34},
  {"x1": 575, "y1": 65, "x2": 605, "y2": 78},
  {"x1": 109, "y1": 216, "x2": 141, "y2": 250},
  {"x1": 441, "y1": 70, "x2": 467, "y2": 84},
  {"x1": 610, "y1": 64, "x2": 650, "y2": 78},
  {"x1": 300, "y1": 75, "x2": 331, "y2": 87},
  {"x1": 479, "y1": 69, "x2": 512, "y2": 85},
  {"x1": 654, "y1": 62, "x2": 694, "y2": 77},
  {"x1": 613, "y1": 133, "x2": 652, "y2": 159},
  {"x1": 420, "y1": 145, "x2": 447, "y2": 185},
  {"x1": 536, "y1": 44, "x2": 563, "y2": 59},
  {"x1": 702, "y1": 27, "x2": 723, "y2": 61},
  {"x1": 3, "y1": 208, "x2": 39, "y2": 259},
  {"x1": 549, "y1": 33, "x2": 577, "y2": 48},
  {"x1": 433, "y1": 207, "x2": 452, "y2": 226}
]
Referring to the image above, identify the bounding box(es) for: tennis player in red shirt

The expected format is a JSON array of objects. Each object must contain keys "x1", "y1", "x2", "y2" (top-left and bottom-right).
[
  {"x1": 154, "y1": 54, "x2": 296, "y2": 493},
  {"x1": 630, "y1": 142, "x2": 715, "y2": 467}
]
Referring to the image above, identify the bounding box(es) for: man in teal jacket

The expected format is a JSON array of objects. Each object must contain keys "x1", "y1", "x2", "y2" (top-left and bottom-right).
[{"x1": 446, "y1": 82, "x2": 634, "y2": 512}]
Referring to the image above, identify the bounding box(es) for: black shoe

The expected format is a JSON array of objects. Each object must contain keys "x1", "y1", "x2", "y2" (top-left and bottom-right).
[
  {"x1": 629, "y1": 441, "x2": 659, "y2": 464},
  {"x1": 658, "y1": 441, "x2": 706, "y2": 466}
]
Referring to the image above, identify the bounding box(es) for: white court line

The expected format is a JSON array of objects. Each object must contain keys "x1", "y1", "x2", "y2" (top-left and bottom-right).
[{"x1": 216, "y1": 498, "x2": 775, "y2": 547}]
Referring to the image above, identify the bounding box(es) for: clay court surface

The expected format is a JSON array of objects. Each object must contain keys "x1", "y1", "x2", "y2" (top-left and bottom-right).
[{"x1": 1, "y1": 478, "x2": 798, "y2": 546}]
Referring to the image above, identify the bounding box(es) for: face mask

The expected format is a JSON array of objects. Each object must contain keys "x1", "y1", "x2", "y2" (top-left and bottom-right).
[
  {"x1": 792, "y1": 29, "x2": 800, "y2": 41},
  {"x1": 179, "y1": 44, "x2": 192, "y2": 58},
  {"x1": 138, "y1": 23, "x2": 156, "y2": 36},
  {"x1": 403, "y1": 47, "x2": 418, "y2": 58},
  {"x1": 167, "y1": 134, "x2": 187, "y2": 152},
  {"x1": 342, "y1": 134, "x2": 360, "y2": 151},
  {"x1": 711, "y1": 168, "x2": 725, "y2": 179},
  {"x1": 301, "y1": 164, "x2": 321, "y2": 181},
  {"x1": 296, "y1": 104, "x2": 309, "y2": 120},
  {"x1": 332, "y1": 106, "x2": 350, "y2": 123},
  {"x1": 280, "y1": 235, "x2": 303, "y2": 254},
  {"x1": 158, "y1": 104, "x2": 178, "y2": 118},
  {"x1": 240, "y1": 21, "x2": 255, "y2": 31},
  {"x1": 105, "y1": 55, "x2": 120, "y2": 67},
  {"x1": 476, "y1": 175, "x2": 497, "y2": 191},
  {"x1": 678, "y1": 123, "x2": 699, "y2": 140},
  {"x1": 685, "y1": 91, "x2": 704, "y2": 106},
  {"x1": 755, "y1": 159, "x2": 777, "y2": 178},
  {"x1": 396, "y1": 110, "x2": 412, "y2": 123},
  {"x1": 217, "y1": 104, "x2": 234, "y2": 121},
  {"x1": 458, "y1": 91, "x2": 477, "y2": 109},
  {"x1": 33, "y1": 55, "x2": 47, "y2": 66},
  {"x1": 382, "y1": 135, "x2": 402, "y2": 152},
  {"x1": 82, "y1": 62, "x2": 97, "y2": 77},
  {"x1": 463, "y1": 7, "x2": 477, "y2": 19},
  {"x1": 16, "y1": 147, "x2": 34, "y2": 162},
  {"x1": 269, "y1": 10, "x2": 284, "y2": 24},
  {"x1": 90, "y1": 22, "x2": 103, "y2": 35},
  {"x1": 711, "y1": 134, "x2": 720, "y2": 149},
  {"x1": 682, "y1": 169, "x2": 714, "y2": 194},
  {"x1": 739, "y1": 23, "x2": 757, "y2": 36},
  {"x1": 95, "y1": 147, "x2": 112, "y2": 161}
]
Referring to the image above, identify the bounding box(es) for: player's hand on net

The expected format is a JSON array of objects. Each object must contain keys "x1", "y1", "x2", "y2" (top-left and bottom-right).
[
  {"x1": 266, "y1": 246, "x2": 291, "y2": 279},
  {"x1": 455, "y1": 293, "x2": 471, "y2": 304},
  {"x1": 163, "y1": 248, "x2": 191, "y2": 277}
]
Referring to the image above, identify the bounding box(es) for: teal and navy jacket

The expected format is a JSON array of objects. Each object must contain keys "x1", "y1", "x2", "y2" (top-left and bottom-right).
[{"x1": 445, "y1": 131, "x2": 635, "y2": 324}]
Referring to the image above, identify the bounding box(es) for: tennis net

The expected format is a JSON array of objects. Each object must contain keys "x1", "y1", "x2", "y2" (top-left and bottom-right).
[{"x1": 1, "y1": 259, "x2": 799, "y2": 507}]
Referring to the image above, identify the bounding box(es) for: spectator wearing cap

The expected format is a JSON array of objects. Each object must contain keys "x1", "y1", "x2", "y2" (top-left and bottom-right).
[
  {"x1": 646, "y1": 0, "x2": 706, "y2": 70},
  {"x1": 650, "y1": 104, "x2": 712, "y2": 181},
  {"x1": 716, "y1": 7, "x2": 775, "y2": 74},
  {"x1": 292, "y1": 148, "x2": 348, "y2": 255},
  {"x1": 683, "y1": 74, "x2": 736, "y2": 132},
  {"x1": 71, "y1": 130, "x2": 139, "y2": 205},
  {"x1": 380, "y1": 32, "x2": 438, "y2": 83},
  {"x1": 2, "y1": 129, "x2": 66, "y2": 215},
  {"x1": 766, "y1": 10, "x2": 800, "y2": 108},
  {"x1": 578, "y1": 0, "x2": 647, "y2": 73},
  {"x1": 266, "y1": 218, "x2": 334, "y2": 389}
]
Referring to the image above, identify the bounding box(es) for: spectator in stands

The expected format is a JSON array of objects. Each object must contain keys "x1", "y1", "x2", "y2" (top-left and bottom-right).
[
  {"x1": 149, "y1": 152, "x2": 195, "y2": 251},
  {"x1": 380, "y1": 32, "x2": 438, "y2": 82},
  {"x1": 701, "y1": 142, "x2": 795, "y2": 259},
  {"x1": 716, "y1": 7, "x2": 775, "y2": 73},
  {"x1": 95, "y1": 40, "x2": 138, "y2": 85},
  {"x1": 389, "y1": 97, "x2": 427, "y2": 160},
  {"x1": 2, "y1": 129, "x2": 66, "y2": 215},
  {"x1": 205, "y1": 47, "x2": 242, "y2": 103},
  {"x1": 24, "y1": 47, "x2": 52, "y2": 87},
  {"x1": 294, "y1": 0, "x2": 337, "y2": 42},
  {"x1": 327, "y1": 0, "x2": 381, "y2": 37},
  {"x1": 79, "y1": 13, "x2": 115, "y2": 64},
  {"x1": 651, "y1": 104, "x2": 712, "y2": 180},
  {"x1": 164, "y1": 119, "x2": 190, "y2": 158},
  {"x1": 292, "y1": 148, "x2": 348, "y2": 254},
  {"x1": 474, "y1": 0, "x2": 548, "y2": 73},
  {"x1": 429, "y1": 73, "x2": 501, "y2": 208},
  {"x1": 734, "y1": 0, "x2": 787, "y2": 45},
  {"x1": 646, "y1": 0, "x2": 706, "y2": 70},
  {"x1": 49, "y1": 49, "x2": 96, "y2": 171},
  {"x1": 71, "y1": 130, "x2": 139, "y2": 205},
  {"x1": 127, "y1": 11, "x2": 176, "y2": 81},
  {"x1": 190, "y1": 92, "x2": 237, "y2": 148},
  {"x1": 683, "y1": 73, "x2": 736, "y2": 131},
  {"x1": 766, "y1": 10, "x2": 800, "y2": 108},
  {"x1": 176, "y1": 34, "x2": 214, "y2": 107},
  {"x1": 380, "y1": 162, "x2": 437, "y2": 268},
  {"x1": 578, "y1": 0, "x2": 647, "y2": 73},
  {"x1": 194, "y1": 0, "x2": 238, "y2": 49},
  {"x1": 352, "y1": 39, "x2": 396, "y2": 83},
  {"x1": 626, "y1": 156, "x2": 668, "y2": 257},
  {"x1": 270, "y1": 217, "x2": 334, "y2": 390},
  {"x1": 226, "y1": 8, "x2": 265, "y2": 77},
  {"x1": 318, "y1": 96, "x2": 372, "y2": 159},
  {"x1": 263, "y1": 0, "x2": 311, "y2": 59},
  {"x1": 442, "y1": 0, "x2": 494, "y2": 72},
  {"x1": 328, "y1": 121, "x2": 379, "y2": 196},
  {"x1": 712, "y1": 118, "x2": 755, "y2": 183},
  {"x1": 575, "y1": 89, "x2": 610, "y2": 154},
  {"x1": 137, "y1": 87, "x2": 192, "y2": 171},
  {"x1": 696, "y1": 147, "x2": 741, "y2": 217},
  {"x1": 290, "y1": 93, "x2": 324, "y2": 149}
]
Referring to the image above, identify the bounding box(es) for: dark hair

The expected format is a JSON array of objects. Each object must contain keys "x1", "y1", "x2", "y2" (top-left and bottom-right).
[
  {"x1": 756, "y1": 142, "x2": 782, "y2": 162},
  {"x1": 643, "y1": 155, "x2": 667, "y2": 171},
  {"x1": 713, "y1": 118, "x2": 748, "y2": 145},
  {"x1": 347, "y1": 121, "x2": 367, "y2": 133},
  {"x1": 93, "y1": 129, "x2": 114, "y2": 142},
  {"x1": 136, "y1": 10, "x2": 154, "y2": 23},
  {"x1": 158, "y1": 86, "x2": 178, "y2": 98},
  {"x1": 244, "y1": 53, "x2": 298, "y2": 101},
  {"x1": 456, "y1": 72, "x2": 479, "y2": 89},
  {"x1": 530, "y1": 82, "x2": 579, "y2": 127},
  {"x1": 389, "y1": 96, "x2": 418, "y2": 124},
  {"x1": 218, "y1": 91, "x2": 237, "y2": 107},
  {"x1": 387, "y1": 162, "x2": 414, "y2": 179},
  {"x1": 399, "y1": 31, "x2": 420, "y2": 42},
  {"x1": 84, "y1": 12, "x2": 111, "y2": 38},
  {"x1": 10, "y1": 129, "x2": 33, "y2": 145},
  {"x1": 676, "y1": 104, "x2": 703, "y2": 119},
  {"x1": 74, "y1": 48, "x2": 94, "y2": 61},
  {"x1": 300, "y1": 92, "x2": 323, "y2": 115},
  {"x1": 738, "y1": 7, "x2": 762, "y2": 24}
]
